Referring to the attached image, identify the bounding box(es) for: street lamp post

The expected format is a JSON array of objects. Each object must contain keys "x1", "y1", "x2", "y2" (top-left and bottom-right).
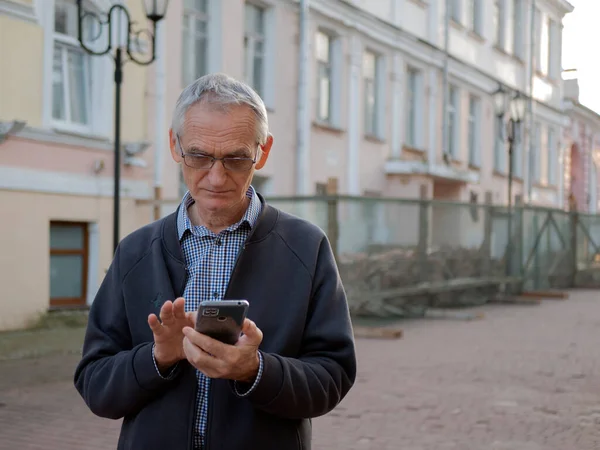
[
  {"x1": 493, "y1": 86, "x2": 526, "y2": 275},
  {"x1": 76, "y1": 0, "x2": 169, "y2": 253}
]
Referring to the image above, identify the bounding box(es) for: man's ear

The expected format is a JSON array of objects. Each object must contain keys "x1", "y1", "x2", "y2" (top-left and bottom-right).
[
  {"x1": 169, "y1": 129, "x2": 182, "y2": 163},
  {"x1": 255, "y1": 134, "x2": 273, "y2": 170}
]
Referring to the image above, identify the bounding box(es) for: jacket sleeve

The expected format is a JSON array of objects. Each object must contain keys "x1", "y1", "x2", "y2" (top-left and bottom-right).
[
  {"x1": 232, "y1": 235, "x2": 357, "y2": 419},
  {"x1": 73, "y1": 245, "x2": 183, "y2": 420}
]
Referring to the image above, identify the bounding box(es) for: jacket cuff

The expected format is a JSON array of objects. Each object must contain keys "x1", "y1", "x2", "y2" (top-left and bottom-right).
[
  {"x1": 231, "y1": 351, "x2": 283, "y2": 405},
  {"x1": 133, "y1": 342, "x2": 181, "y2": 390}
]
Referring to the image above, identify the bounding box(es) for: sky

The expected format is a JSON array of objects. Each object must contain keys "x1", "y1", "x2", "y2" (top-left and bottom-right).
[{"x1": 562, "y1": 0, "x2": 600, "y2": 113}]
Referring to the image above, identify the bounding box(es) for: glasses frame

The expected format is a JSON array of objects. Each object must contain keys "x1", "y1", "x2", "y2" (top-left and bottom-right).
[{"x1": 176, "y1": 133, "x2": 259, "y2": 172}]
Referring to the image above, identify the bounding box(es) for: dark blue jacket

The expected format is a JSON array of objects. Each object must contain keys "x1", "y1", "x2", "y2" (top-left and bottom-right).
[{"x1": 74, "y1": 197, "x2": 357, "y2": 450}]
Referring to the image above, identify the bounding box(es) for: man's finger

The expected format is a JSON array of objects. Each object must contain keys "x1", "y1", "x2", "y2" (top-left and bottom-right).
[
  {"x1": 160, "y1": 301, "x2": 175, "y2": 325},
  {"x1": 148, "y1": 314, "x2": 164, "y2": 336},
  {"x1": 183, "y1": 336, "x2": 224, "y2": 376},
  {"x1": 183, "y1": 327, "x2": 228, "y2": 357},
  {"x1": 173, "y1": 297, "x2": 186, "y2": 320}
]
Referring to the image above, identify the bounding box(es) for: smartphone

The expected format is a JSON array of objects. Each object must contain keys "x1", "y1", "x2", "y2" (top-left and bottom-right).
[{"x1": 195, "y1": 300, "x2": 249, "y2": 345}]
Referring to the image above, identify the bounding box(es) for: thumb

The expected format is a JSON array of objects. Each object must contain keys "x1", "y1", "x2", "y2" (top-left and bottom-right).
[{"x1": 241, "y1": 319, "x2": 262, "y2": 344}]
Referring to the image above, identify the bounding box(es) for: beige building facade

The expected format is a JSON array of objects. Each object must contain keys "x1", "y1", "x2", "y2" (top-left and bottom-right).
[{"x1": 0, "y1": 0, "x2": 579, "y2": 330}]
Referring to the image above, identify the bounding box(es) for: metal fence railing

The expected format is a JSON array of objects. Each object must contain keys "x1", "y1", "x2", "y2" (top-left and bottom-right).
[{"x1": 265, "y1": 195, "x2": 600, "y2": 315}]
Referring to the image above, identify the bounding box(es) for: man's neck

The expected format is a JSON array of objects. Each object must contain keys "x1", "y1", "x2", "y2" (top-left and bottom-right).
[{"x1": 188, "y1": 196, "x2": 250, "y2": 234}]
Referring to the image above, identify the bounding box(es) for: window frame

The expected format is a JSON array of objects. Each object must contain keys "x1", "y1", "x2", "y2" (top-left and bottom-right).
[
  {"x1": 181, "y1": 0, "x2": 210, "y2": 87},
  {"x1": 447, "y1": 84, "x2": 460, "y2": 159},
  {"x1": 51, "y1": 0, "x2": 94, "y2": 134},
  {"x1": 243, "y1": 2, "x2": 267, "y2": 97},
  {"x1": 467, "y1": 94, "x2": 481, "y2": 167},
  {"x1": 315, "y1": 29, "x2": 334, "y2": 124},
  {"x1": 405, "y1": 67, "x2": 422, "y2": 149},
  {"x1": 49, "y1": 221, "x2": 89, "y2": 308}
]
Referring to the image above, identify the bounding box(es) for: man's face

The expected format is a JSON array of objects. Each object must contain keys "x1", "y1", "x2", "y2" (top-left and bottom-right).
[{"x1": 169, "y1": 102, "x2": 272, "y2": 215}]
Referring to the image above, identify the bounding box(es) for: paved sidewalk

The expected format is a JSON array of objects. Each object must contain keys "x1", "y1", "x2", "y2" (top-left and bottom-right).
[{"x1": 1, "y1": 290, "x2": 600, "y2": 449}]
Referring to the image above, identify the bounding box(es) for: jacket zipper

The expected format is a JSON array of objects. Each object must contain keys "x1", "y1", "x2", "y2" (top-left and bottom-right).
[{"x1": 205, "y1": 242, "x2": 247, "y2": 450}]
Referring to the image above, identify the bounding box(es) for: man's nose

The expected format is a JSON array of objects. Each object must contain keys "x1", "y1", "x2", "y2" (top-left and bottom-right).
[{"x1": 207, "y1": 160, "x2": 228, "y2": 186}]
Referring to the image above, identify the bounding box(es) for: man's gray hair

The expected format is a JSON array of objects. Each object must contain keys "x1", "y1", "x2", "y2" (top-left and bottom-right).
[{"x1": 171, "y1": 73, "x2": 269, "y2": 145}]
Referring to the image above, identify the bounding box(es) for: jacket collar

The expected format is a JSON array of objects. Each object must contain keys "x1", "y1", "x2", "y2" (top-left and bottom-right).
[{"x1": 161, "y1": 193, "x2": 278, "y2": 265}]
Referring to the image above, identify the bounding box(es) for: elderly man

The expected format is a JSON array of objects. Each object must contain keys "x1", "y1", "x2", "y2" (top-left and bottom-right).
[{"x1": 74, "y1": 73, "x2": 357, "y2": 450}]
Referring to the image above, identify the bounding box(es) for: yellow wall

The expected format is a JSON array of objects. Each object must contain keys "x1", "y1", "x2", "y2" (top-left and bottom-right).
[
  {"x1": 0, "y1": 15, "x2": 44, "y2": 127},
  {"x1": 0, "y1": 190, "x2": 152, "y2": 331}
]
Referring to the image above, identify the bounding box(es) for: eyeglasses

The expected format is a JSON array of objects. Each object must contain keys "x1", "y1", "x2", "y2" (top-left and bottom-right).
[{"x1": 176, "y1": 134, "x2": 258, "y2": 172}]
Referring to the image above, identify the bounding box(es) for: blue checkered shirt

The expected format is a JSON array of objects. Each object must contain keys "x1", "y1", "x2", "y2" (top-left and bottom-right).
[{"x1": 152, "y1": 185, "x2": 264, "y2": 450}]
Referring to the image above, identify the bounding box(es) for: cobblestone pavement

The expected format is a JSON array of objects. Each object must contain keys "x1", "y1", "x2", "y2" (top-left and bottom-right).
[{"x1": 1, "y1": 290, "x2": 600, "y2": 449}]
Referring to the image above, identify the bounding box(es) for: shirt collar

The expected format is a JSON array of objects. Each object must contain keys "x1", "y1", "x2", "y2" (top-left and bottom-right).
[{"x1": 177, "y1": 185, "x2": 262, "y2": 240}]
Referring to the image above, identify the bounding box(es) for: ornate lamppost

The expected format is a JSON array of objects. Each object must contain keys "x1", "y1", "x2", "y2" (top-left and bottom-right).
[
  {"x1": 493, "y1": 85, "x2": 527, "y2": 275},
  {"x1": 76, "y1": 0, "x2": 169, "y2": 253}
]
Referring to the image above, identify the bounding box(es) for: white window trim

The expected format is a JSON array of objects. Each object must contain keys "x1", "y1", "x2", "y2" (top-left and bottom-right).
[
  {"x1": 40, "y1": 0, "x2": 115, "y2": 138},
  {"x1": 244, "y1": 1, "x2": 276, "y2": 110}
]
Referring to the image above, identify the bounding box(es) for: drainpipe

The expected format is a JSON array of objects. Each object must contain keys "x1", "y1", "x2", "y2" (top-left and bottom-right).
[
  {"x1": 296, "y1": 0, "x2": 310, "y2": 195},
  {"x1": 525, "y1": 0, "x2": 536, "y2": 203},
  {"x1": 153, "y1": 20, "x2": 167, "y2": 220},
  {"x1": 441, "y1": 0, "x2": 450, "y2": 160}
]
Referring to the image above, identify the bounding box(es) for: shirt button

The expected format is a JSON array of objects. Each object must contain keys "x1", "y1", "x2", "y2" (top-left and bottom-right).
[
  {"x1": 215, "y1": 238, "x2": 222, "y2": 246},
  {"x1": 213, "y1": 292, "x2": 219, "y2": 299}
]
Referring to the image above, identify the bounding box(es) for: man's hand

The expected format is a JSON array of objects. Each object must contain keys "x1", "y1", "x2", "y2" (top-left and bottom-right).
[
  {"x1": 148, "y1": 298, "x2": 195, "y2": 372},
  {"x1": 182, "y1": 319, "x2": 263, "y2": 382}
]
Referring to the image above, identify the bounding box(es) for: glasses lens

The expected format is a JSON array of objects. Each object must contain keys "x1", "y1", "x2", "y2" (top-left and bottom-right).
[
  {"x1": 223, "y1": 158, "x2": 254, "y2": 171},
  {"x1": 186, "y1": 155, "x2": 213, "y2": 169}
]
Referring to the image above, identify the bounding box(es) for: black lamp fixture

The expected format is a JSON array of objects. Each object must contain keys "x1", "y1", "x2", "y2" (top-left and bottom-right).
[
  {"x1": 493, "y1": 85, "x2": 527, "y2": 275},
  {"x1": 76, "y1": 0, "x2": 169, "y2": 254}
]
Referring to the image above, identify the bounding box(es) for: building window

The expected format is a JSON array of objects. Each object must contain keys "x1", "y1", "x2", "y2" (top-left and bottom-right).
[
  {"x1": 52, "y1": 0, "x2": 92, "y2": 129},
  {"x1": 316, "y1": 30, "x2": 333, "y2": 123},
  {"x1": 363, "y1": 50, "x2": 380, "y2": 137},
  {"x1": 405, "y1": 67, "x2": 421, "y2": 148},
  {"x1": 494, "y1": 116, "x2": 506, "y2": 173},
  {"x1": 182, "y1": 0, "x2": 209, "y2": 86},
  {"x1": 547, "y1": 128, "x2": 557, "y2": 185},
  {"x1": 244, "y1": 3, "x2": 265, "y2": 96},
  {"x1": 450, "y1": 0, "x2": 461, "y2": 23},
  {"x1": 513, "y1": 0, "x2": 524, "y2": 59},
  {"x1": 532, "y1": 122, "x2": 542, "y2": 183},
  {"x1": 494, "y1": 0, "x2": 506, "y2": 50},
  {"x1": 539, "y1": 17, "x2": 550, "y2": 75},
  {"x1": 447, "y1": 85, "x2": 459, "y2": 158},
  {"x1": 548, "y1": 19, "x2": 560, "y2": 80},
  {"x1": 468, "y1": 0, "x2": 482, "y2": 35},
  {"x1": 50, "y1": 222, "x2": 88, "y2": 307},
  {"x1": 468, "y1": 95, "x2": 481, "y2": 167}
]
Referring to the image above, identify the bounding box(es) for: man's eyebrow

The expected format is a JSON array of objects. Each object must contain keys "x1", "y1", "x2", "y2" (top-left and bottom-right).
[
  {"x1": 185, "y1": 145, "x2": 209, "y2": 154},
  {"x1": 226, "y1": 149, "x2": 253, "y2": 157}
]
